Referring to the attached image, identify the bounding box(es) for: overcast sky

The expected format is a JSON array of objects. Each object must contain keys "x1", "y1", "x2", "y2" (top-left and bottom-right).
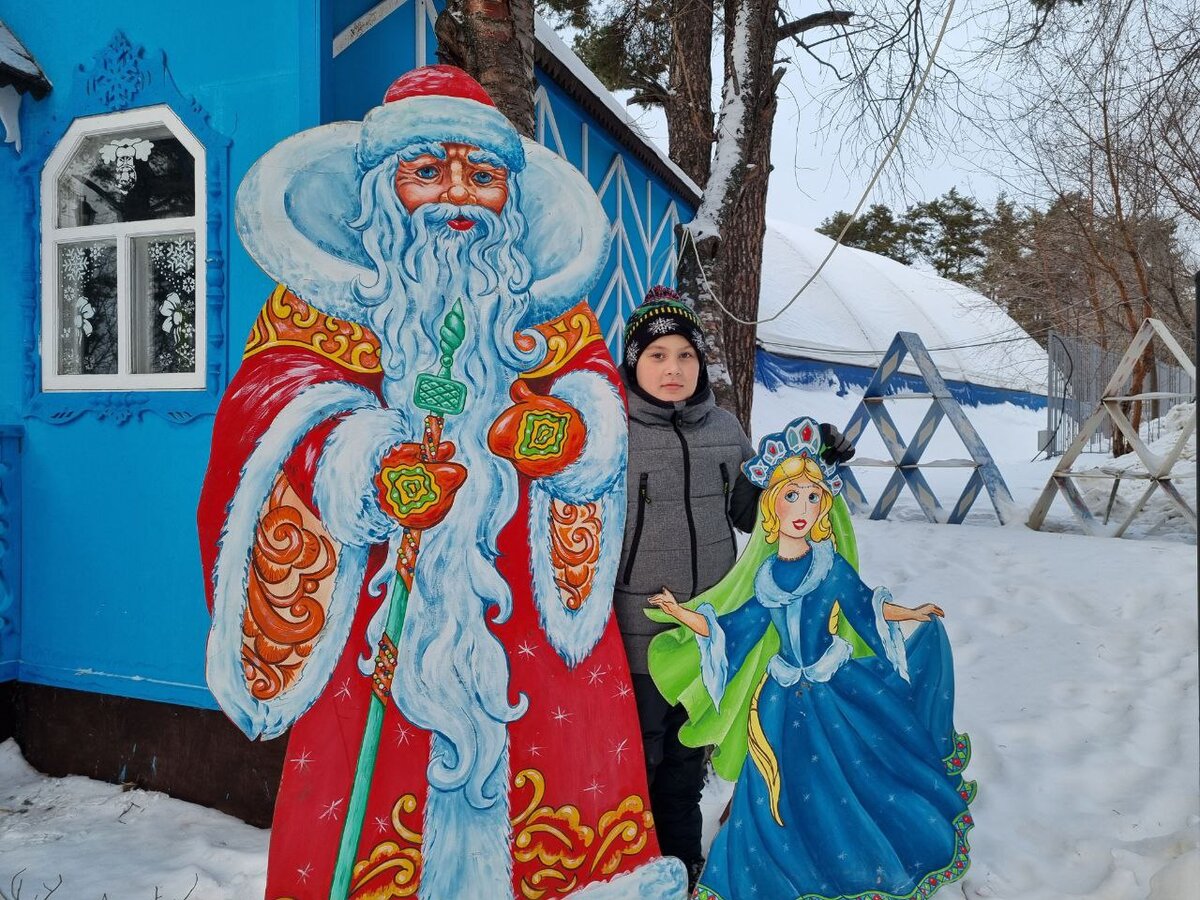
[
  {"x1": 616, "y1": 89, "x2": 1008, "y2": 232},
  {"x1": 605, "y1": 0, "x2": 1020, "y2": 231}
]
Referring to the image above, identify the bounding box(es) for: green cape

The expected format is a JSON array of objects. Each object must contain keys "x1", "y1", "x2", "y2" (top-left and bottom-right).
[{"x1": 645, "y1": 497, "x2": 867, "y2": 781}]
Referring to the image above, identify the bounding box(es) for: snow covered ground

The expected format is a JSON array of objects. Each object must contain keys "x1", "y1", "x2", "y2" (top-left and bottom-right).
[{"x1": 1, "y1": 381, "x2": 1195, "y2": 899}]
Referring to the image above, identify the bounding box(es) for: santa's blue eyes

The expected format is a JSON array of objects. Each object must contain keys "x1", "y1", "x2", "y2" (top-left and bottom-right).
[{"x1": 410, "y1": 165, "x2": 499, "y2": 185}]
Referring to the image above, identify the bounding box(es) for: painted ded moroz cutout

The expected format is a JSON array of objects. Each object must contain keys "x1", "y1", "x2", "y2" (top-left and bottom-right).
[{"x1": 198, "y1": 65, "x2": 686, "y2": 899}]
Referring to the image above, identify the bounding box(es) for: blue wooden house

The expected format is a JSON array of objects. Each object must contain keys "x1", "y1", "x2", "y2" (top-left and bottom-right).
[{"x1": 0, "y1": 0, "x2": 699, "y2": 823}]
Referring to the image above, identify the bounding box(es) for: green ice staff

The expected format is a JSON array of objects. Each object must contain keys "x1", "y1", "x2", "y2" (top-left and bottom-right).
[{"x1": 330, "y1": 301, "x2": 468, "y2": 898}]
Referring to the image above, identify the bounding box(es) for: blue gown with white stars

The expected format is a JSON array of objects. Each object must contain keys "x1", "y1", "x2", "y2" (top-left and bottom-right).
[{"x1": 692, "y1": 540, "x2": 973, "y2": 900}]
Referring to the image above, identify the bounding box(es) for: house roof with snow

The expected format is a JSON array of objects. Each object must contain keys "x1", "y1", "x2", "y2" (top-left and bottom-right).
[
  {"x1": 758, "y1": 221, "x2": 1048, "y2": 394},
  {"x1": 0, "y1": 19, "x2": 51, "y2": 99},
  {"x1": 534, "y1": 19, "x2": 701, "y2": 205}
]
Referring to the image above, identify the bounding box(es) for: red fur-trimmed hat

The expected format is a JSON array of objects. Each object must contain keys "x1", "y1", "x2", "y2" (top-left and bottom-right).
[{"x1": 358, "y1": 65, "x2": 526, "y2": 172}]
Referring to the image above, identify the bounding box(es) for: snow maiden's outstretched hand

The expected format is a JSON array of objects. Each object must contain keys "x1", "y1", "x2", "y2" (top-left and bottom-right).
[
  {"x1": 646, "y1": 415, "x2": 976, "y2": 900},
  {"x1": 885, "y1": 601, "x2": 946, "y2": 622},
  {"x1": 647, "y1": 587, "x2": 710, "y2": 636}
]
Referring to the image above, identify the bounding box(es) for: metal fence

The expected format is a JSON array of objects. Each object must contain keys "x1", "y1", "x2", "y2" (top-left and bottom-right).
[{"x1": 1044, "y1": 330, "x2": 1195, "y2": 456}]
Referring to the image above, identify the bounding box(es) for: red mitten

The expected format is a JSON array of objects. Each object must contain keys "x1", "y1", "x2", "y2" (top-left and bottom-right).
[
  {"x1": 488, "y1": 380, "x2": 586, "y2": 479},
  {"x1": 374, "y1": 440, "x2": 467, "y2": 530}
]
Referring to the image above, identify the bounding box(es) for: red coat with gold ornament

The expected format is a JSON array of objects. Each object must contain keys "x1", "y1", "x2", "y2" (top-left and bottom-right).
[{"x1": 198, "y1": 287, "x2": 680, "y2": 899}]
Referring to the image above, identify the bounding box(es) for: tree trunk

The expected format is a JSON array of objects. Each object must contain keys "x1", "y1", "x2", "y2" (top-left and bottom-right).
[
  {"x1": 677, "y1": 0, "x2": 780, "y2": 431},
  {"x1": 718, "y1": 83, "x2": 776, "y2": 430},
  {"x1": 666, "y1": 0, "x2": 715, "y2": 187},
  {"x1": 435, "y1": 0, "x2": 537, "y2": 139}
]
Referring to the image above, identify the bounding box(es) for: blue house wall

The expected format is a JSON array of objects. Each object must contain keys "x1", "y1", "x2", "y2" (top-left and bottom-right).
[
  {"x1": 0, "y1": 1, "x2": 319, "y2": 711},
  {"x1": 531, "y1": 69, "x2": 694, "y2": 344},
  {"x1": 0, "y1": 3, "x2": 697, "y2": 714}
]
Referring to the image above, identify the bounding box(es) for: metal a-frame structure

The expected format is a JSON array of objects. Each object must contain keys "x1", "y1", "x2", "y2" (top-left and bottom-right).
[
  {"x1": 1027, "y1": 318, "x2": 1197, "y2": 537},
  {"x1": 839, "y1": 332, "x2": 1017, "y2": 525}
]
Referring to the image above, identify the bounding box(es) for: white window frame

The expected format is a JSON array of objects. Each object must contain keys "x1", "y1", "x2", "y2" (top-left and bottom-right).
[{"x1": 40, "y1": 105, "x2": 207, "y2": 392}]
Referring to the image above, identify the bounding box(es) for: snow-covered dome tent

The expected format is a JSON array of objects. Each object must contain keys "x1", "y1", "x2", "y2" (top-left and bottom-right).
[{"x1": 756, "y1": 222, "x2": 1048, "y2": 408}]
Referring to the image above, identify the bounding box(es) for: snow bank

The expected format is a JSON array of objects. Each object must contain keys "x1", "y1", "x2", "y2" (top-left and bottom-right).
[
  {"x1": 748, "y1": 381, "x2": 1198, "y2": 899},
  {"x1": 863, "y1": 516, "x2": 1197, "y2": 900},
  {"x1": 0, "y1": 739, "x2": 267, "y2": 898}
]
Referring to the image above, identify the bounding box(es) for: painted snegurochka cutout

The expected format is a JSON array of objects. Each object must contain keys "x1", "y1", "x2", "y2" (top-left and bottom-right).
[
  {"x1": 647, "y1": 416, "x2": 977, "y2": 900},
  {"x1": 198, "y1": 66, "x2": 687, "y2": 899}
]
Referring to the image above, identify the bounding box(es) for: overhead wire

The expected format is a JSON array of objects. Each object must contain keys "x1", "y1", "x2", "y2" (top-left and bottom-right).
[
  {"x1": 683, "y1": 0, "x2": 960, "y2": 327},
  {"x1": 757, "y1": 331, "x2": 1041, "y2": 356}
]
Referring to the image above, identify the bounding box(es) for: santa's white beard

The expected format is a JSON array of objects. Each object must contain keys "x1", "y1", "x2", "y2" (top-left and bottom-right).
[{"x1": 349, "y1": 171, "x2": 543, "y2": 860}]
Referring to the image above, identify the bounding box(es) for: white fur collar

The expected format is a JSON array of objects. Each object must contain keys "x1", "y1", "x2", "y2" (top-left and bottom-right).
[{"x1": 753, "y1": 539, "x2": 835, "y2": 608}]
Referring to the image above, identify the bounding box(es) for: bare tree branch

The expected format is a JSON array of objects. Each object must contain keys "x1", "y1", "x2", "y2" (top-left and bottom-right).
[{"x1": 776, "y1": 9, "x2": 854, "y2": 41}]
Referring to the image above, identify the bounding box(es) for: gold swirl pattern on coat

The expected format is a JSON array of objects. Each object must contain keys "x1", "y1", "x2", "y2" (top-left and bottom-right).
[
  {"x1": 244, "y1": 285, "x2": 383, "y2": 373},
  {"x1": 511, "y1": 769, "x2": 593, "y2": 875},
  {"x1": 590, "y1": 796, "x2": 653, "y2": 876},
  {"x1": 548, "y1": 499, "x2": 602, "y2": 611},
  {"x1": 350, "y1": 842, "x2": 422, "y2": 898},
  {"x1": 511, "y1": 769, "x2": 655, "y2": 895},
  {"x1": 349, "y1": 794, "x2": 424, "y2": 898},
  {"x1": 241, "y1": 474, "x2": 337, "y2": 701},
  {"x1": 516, "y1": 302, "x2": 604, "y2": 381},
  {"x1": 389, "y1": 793, "x2": 424, "y2": 845},
  {"x1": 352, "y1": 769, "x2": 654, "y2": 899}
]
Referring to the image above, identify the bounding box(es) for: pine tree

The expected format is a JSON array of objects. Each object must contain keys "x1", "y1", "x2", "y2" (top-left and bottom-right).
[
  {"x1": 816, "y1": 204, "x2": 916, "y2": 264},
  {"x1": 903, "y1": 188, "x2": 992, "y2": 285}
]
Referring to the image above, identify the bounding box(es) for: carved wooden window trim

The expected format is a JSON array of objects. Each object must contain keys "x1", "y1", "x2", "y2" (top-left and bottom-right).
[{"x1": 39, "y1": 105, "x2": 207, "y2": 392}]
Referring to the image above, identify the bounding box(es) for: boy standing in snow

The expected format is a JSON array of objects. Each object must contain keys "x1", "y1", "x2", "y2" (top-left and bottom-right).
[
  {"x1": 615, "y1": 286, "x2": 853, "y2": 890},
  {"x1": 615, "y1": 286, "x2": 750, "y2": 890}
]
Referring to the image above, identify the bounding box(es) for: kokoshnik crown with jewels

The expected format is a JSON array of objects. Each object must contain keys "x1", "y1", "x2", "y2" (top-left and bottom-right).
[{"x1": 742, "y1": 416, "x2": 844, "y2": 495}]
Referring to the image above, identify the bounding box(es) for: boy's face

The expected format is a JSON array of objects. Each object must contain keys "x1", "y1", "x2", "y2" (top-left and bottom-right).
[{"x1": 635, "y1": 334, "x2": 701, "y2": 403}]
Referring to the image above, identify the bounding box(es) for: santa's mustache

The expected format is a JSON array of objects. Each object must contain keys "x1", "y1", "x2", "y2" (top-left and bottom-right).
[{"x1": 409, "y1": 202, "x2": 502, "y2": 237}]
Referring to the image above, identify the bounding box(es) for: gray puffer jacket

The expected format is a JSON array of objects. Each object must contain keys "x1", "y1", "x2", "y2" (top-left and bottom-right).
[{"x1": 615, "y1": 381, "x2": 754, "y2": 673}]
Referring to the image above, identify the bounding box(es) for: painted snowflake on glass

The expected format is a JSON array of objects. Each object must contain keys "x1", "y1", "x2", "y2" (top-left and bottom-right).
[
  {"x1": 148, "y1": 237, "x2": 195, "y2": 280},
  {"x1": 145, "y1": 237, "x2": 197, "y2": 373},
  {"x1": 62, "y1": 246, "x2": 89, "y2": 286}
]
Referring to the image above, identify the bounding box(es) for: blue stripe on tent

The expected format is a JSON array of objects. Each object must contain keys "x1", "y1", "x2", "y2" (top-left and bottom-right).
[{"x1": 756, "y1": 348, "x2": 1046, "y2": 411}]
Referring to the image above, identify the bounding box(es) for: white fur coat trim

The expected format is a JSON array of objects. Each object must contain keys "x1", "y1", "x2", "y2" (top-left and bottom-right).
[
  {"x1": 527, "y1": 371, "x2": 626, "y2": 667},
  {"x1": 207, "y1": 381, "x2": 379, "y2": 739},
  {"x1": 312, "y1": 406, "x2": 410, "y2": 547},
  {"x1": 567, "y1": 856, "x2": 688, "y2": 899},
  {"x1": 537, "y1": 371, "x2": 626, "y2": 503}
]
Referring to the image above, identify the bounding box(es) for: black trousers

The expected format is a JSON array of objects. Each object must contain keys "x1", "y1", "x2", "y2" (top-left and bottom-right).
[{"x1": 632, "y1": 673, "x2": 705, "y2": 867}]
